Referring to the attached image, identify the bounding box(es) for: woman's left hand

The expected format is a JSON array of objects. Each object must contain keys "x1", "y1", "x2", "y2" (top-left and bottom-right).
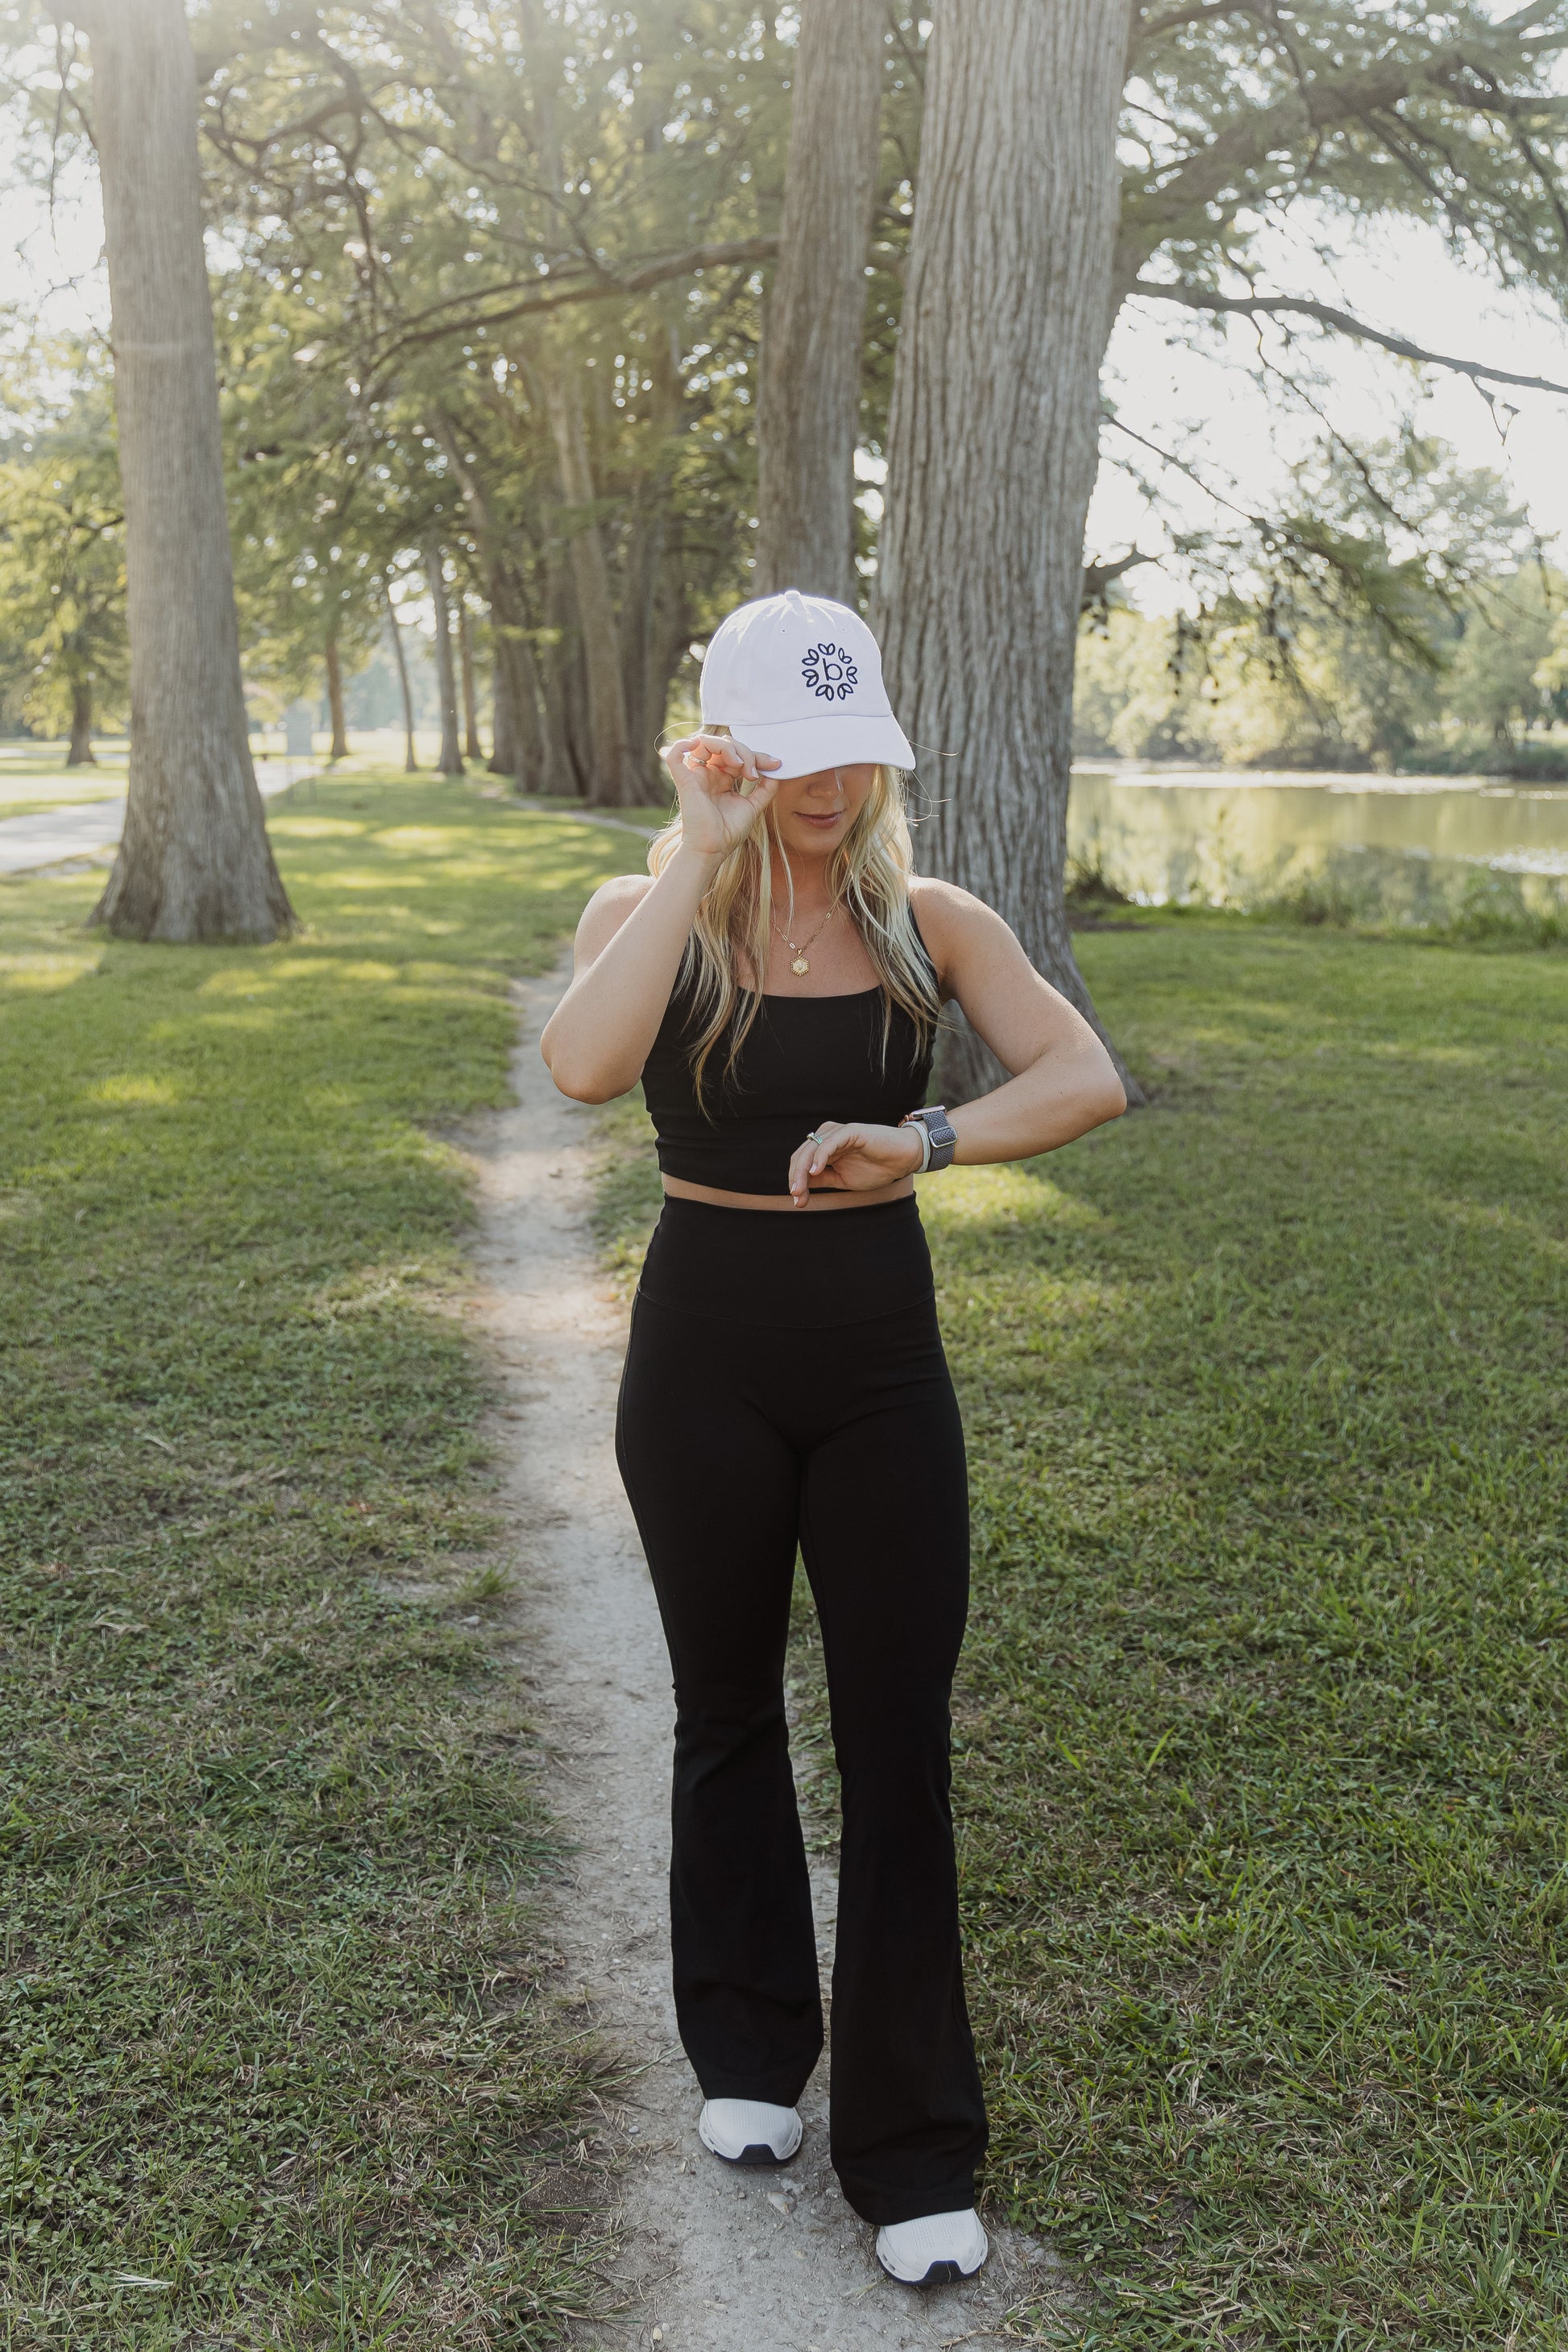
[{"x1": 787, "y1": 1120, "x2": 925, "y2": 1206}]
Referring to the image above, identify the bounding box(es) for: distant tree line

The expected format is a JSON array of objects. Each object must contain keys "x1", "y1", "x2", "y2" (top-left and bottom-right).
[{"x1": 1077, "y1": 431, "x2": 1568, "y2": 778}]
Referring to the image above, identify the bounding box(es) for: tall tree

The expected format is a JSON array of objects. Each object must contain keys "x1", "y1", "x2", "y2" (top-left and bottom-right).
[
  {"x1": 324, "y1": 633, "x2": 349, "y2": 761},
  {"x1": 425, "y1": 537, "x2": 464, "y2": 776},
  {"x1": 458, "y1": 606, "x2": 483, "y2": 761},
  {"x1": 875, "y1": 0, "x2": 1136, "y2": 1097},
  {"x1": 384, "y1": 583, "x2": 418, "y2": 773},
  {"x1": 753, "y1": 0, "x2": 887, "y2": 600},
  {"x1": 64, "y1": 0, "x2": 293, "y2": 943},
  {"x1": 879, "y1": 0, "x2": 1568, "y2": 1097},
  {"x1": 543, "y1": 355, "x2": 641, "y2": 805}
]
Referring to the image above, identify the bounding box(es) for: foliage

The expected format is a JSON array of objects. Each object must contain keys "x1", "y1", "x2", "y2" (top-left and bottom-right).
[
  {"x1": 187, "y1": 0, "x2": 807, "y2": 780},
  {"x1": 595, "y1": 910, "x2": 1568, "y2": 2348},
  {"x1": 1446, "y1": 560, "x2": 1567, "y2": 746},
  {"x1": 223, "y1": 297, "x2": 390, "y2": 713},
  {"x1": 1077, "y1": 427, "x2": 1566, "y2": 772},
  {"x1": 0, "y1": 372, "x2": 126, "y2": 745},
  {"x1": 1097, "y1": 0, "x2": 1568, "y2": 581},
  {"x1": 1119, "y1": 2, "x2": 1568, "y2": 299},
  {"x1": 0, "y1": 774, "x2": 647, "y2": 2347}
]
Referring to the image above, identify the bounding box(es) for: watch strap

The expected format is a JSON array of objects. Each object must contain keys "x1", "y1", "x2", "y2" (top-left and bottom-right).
[{"x1": 903, "y1": 1105, "x2": 958, "y2": 1174}]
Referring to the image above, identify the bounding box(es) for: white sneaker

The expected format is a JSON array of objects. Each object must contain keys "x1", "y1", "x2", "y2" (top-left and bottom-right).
[
  {"x1": 697, "y1": 2097, "x2": 803, "y2": 2167},
  {"x1": 875, "y1": 2207, "x2": 989, "y2": 2286}
]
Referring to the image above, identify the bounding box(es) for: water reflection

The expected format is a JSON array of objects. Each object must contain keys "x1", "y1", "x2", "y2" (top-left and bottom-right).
[{"x1": 1068, "y1": 769, "x2": 1568, "y2": 923}]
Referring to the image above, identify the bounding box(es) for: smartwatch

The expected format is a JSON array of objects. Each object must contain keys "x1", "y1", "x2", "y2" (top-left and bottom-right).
[{"x1": 902, "y1": 1105, "x2": 958, "y2": 1173}]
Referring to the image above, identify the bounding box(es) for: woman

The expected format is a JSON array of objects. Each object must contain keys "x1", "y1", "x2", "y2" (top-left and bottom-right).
[{"x1": 541, "y1": 589, "x2": 1125, "y2": 2288}]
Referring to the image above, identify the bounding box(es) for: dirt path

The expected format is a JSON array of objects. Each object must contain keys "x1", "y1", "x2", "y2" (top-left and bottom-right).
[
  {"x1": 0, "y1": 762, "x2": 307, "y2": 874},
  {"x1": 467, "y1": 960, "x2": 1068, "y2": 2352}
]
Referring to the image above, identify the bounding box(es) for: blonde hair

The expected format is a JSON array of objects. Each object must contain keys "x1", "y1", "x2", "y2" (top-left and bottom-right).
[{"x1": 649, "y1": 756, "x2": 940, "y2": 1105}]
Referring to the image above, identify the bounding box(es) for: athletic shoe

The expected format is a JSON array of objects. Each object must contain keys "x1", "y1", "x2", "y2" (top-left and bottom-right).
[
  {"x1": 697, "y1": 2097, "x2": 803, "y2": 2167},
  {"x1": 875, "y1": 2207, "x2": 989, "y2": 2286}
]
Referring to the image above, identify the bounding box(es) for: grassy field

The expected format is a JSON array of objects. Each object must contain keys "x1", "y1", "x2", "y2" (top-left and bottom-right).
[
  {"x1": 0, "y1": 772, "x2": 645, "y2": 2349},
  {"x1": 9, "y1": 765, "x2": 1567, "y2": 2347},
  {"x1": 598, "y1": 914, "x2": 1568, "y2": 2348}
]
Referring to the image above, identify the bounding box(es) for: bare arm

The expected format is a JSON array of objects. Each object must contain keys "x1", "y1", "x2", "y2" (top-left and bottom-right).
[
  {"x1": 923, "y1": 880, "x2": 1128, "y2": 1163},
  {"x1": 539, "y1": 732, "x2": 780, "y2": 1101},
  {"x1": 785, "y1": 881, "x2": 1126, "y2": 1204}
]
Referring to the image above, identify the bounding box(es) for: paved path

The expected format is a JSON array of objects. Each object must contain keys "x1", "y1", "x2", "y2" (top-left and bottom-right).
[
  {"x1": 0, "y1": 763, "x2": 312, "y2": 876},
  {"x1": 465, "y1": 962, "x2": 1070, "y2": 2352}
]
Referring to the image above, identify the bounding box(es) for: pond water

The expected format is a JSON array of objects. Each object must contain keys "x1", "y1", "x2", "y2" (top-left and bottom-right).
[{"x1": 1067, "y1": 767, "x2": 1568, "y2": 924}]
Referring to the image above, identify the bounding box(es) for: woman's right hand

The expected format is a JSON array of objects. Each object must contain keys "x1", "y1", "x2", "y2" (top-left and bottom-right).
[{"x1": 662, "y1": 732, "x2": 782, "y2": 859}]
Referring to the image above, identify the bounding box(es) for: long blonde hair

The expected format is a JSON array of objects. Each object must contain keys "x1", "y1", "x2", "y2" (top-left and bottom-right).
[{"x1": 649, "y1": 756, "x2": 940, "y2": 1105}]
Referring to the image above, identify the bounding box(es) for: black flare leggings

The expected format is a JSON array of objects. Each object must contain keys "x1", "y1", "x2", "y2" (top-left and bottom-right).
[{"x1": 613, "y1": 1193, "x2": 988, "y2": 2226}]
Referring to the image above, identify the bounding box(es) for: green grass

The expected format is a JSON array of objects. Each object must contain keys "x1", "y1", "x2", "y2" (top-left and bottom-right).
[
  {"x1": 0, "y1": 770, "x2": 645, "y2": 2349},
  {"x1": 596, "y1": 917, "x2": 1568, "y2": 2348}
]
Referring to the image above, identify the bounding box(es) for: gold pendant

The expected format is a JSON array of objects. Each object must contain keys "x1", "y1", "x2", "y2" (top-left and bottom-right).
[{"x1": 791, "y1": 956, "x2": 809, "y2": 975}]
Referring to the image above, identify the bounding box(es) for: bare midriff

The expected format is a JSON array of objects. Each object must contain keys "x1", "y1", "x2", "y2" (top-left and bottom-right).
[{"x1": 660, "y1": 1175, "x2": 916, "y2": 1213}]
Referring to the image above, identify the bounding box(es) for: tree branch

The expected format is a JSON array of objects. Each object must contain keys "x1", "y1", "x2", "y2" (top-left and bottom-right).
[
  {"x1": 1131, "y1": 276, "x2": 1568, "y2": 397},
  {"x1": 362, "y1": 235, "x2": 781, "y2": 388},
  {"x1": 1495, "y1": 0, "x2": 1568, "y2": 34},
  {"x1": 1082, "y1": 548, "x2": 1155, "y2": 610}
]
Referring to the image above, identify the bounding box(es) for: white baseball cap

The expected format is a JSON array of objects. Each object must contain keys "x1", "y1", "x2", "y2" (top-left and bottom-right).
[{"x1": 699, "y1": 589, "x2": 916, "y2": 779}]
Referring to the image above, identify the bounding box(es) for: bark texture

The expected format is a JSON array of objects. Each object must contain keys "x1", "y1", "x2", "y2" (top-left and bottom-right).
[
  {"x1": 544, "y1": 358, "x2": 641, "y2": 806},
  {"x1": 618, "y1": 326, "x2": 683, "y2": 800},
  {"x1": 489, "y1": 566, "x2": 556, "y2": 788},
  {"x1": 753, "y1": 0, "x2": 886, "y2": 602},
  {"x1": 873, "y1": 0, "x2": 1140, "y2": 1102},
  {"x1": 425, "y1": 416, "x2": 552, "y2": 789},
  {"x1": 458, "y1": 608, "x2": 483, "y2": 759},
  {"x1": 67, "y1": 678, "x2": 97, "y2": 765},
  {"x1": 325, "y1": 633, "x2": 349, "y2": 759},
  {"x1": 384, "y1": 583, "x2": 418, "y2": 771},
  {"x1": 427, "y1": 539, "x2": 465, "y2": 776},
  {"x1": 552, "y1": 557, "x2": 592, "y2": 794},
  {"x1": 82, "y1": 0, "x2": 294, "y2": 942}
]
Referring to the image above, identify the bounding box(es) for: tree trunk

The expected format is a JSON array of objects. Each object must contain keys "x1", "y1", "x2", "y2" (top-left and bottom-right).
[
  {"x1": 490, "y1": 626, "x2": 521, "y2": 780},
  {"x1": 487, "y1": 566, "x2": 550, "y2": 789},
  {"x1": 873, "y1": 0, "x2": 1141, "y2": 1104},
  {"x1": 620, "y1": 497, "x2": 668, "y2": 795},
  {"x1": 66, "y1": 676, "x2": 97, "y2": 765},
  {"x1": 458, "y1": 606, "x2": 483, "y2": 759},
  {"x1": 645, "y1": 567, "x2": 690, "y2": 814},
  {"x1": 544, "y1": 551, "x2": 585, "y2": 795},
  {"x1": 543, "y1": 356, "x2": 640, "y2": 806},
  {"x1": 754, "y1": 0, "x2": 886, "y2": 602},
  {"x1": 421, "y1": 417, "x2": 537, "y2": 786},
  {"x1": 79, "y1": 0, "x2": 293, "y2": 940},
  {"x1": 426, "y1": 539, "x2": 465, "y2": 776},
  {"x1": 384, "y1": 581, "x2": 418, "y2": 771},
  {"x1": 325, "y1": 632, "x2": 349, "y2": 759},
  {"x1": 619, "y1": 327, "x2": 683, "y2": 801}
]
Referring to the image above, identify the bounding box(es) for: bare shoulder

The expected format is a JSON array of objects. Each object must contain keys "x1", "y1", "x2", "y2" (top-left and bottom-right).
[
  {"x1": 909, "y1": 875, "x2": 1017, "y2": 988},
  {"x1": 575, "y1": 870, "x2": 655, "y2": 964}
]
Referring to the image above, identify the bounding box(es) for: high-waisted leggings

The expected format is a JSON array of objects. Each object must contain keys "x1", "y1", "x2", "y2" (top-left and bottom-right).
[{"x1": 613, "y1": 1193, "x2": 988, "y2": 2225}]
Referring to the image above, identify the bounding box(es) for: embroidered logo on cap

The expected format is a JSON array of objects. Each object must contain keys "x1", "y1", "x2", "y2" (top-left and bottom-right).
[{"x1": 801, "y1": 643, "x2": 858, "y2": 702}]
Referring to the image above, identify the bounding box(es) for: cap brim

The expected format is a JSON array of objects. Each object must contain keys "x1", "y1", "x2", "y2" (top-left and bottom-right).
[{"x1": 716, "y1": 711, "x2": 916, "y2": 781}]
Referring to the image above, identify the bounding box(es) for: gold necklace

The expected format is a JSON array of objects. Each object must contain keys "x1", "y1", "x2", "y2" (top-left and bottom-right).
[{"x1": 771, "y1": 902, "x2": 839, "y2": 977}]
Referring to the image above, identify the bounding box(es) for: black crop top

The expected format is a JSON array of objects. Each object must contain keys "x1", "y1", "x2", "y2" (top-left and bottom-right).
[{"x1": 641, "y1": 952, "x2": 937, "y2": 1198}]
